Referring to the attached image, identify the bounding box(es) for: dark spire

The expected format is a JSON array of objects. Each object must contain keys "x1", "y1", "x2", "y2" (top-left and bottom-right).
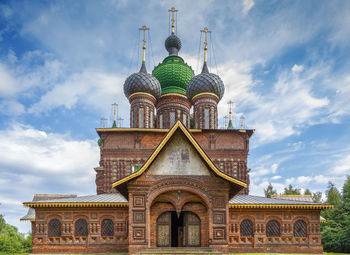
[
  {"x1": 139, "y1": 61, "x2": 147, "y2": 73},
  {"x1": 201, "y1": 61, "x2": 209, "y2": 74}
]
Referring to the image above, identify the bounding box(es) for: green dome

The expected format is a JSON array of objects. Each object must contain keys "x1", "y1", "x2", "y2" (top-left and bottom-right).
[{"x1": 152, "y1": 56, "x2": 194, "y2": 95}]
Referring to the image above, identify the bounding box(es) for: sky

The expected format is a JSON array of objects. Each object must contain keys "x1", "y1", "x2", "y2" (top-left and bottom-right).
[{"x1": 0, "y1": 0, "x2": 350, "y2": 233}]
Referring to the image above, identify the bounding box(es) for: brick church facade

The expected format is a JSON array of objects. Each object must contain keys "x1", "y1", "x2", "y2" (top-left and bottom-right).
[{"x1": 22, "y1": 9, "x2": 331, "y2": 254}]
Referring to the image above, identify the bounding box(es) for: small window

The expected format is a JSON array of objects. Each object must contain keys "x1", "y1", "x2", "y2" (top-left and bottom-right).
[
  {"x1": 75, "y1": 218, "x2": 88, "y2": 236},
  {"x1": 266, "y1": 220, "x2": 280, "y2": 237},
  {"x1": 294, "y1": 220, "x2": 307, "y2": 237},
  {"x1": 48, "y1": 219, "x2": 61, "y2": 237},
  {"x1": 170, "y1": 112, "x2": 175, "y2": 127},
  {"x1": 204, "y1": 108, "x2": 209, "y2": 129},
  {"x1": 183, "y1": 114, "x2": 187, "y2": 126},
  {"x1": 150, "y1": 112, "x2": 153, "y2": 128},
  {"x1": 240, "y1": 219, "x2": 253, "y2": 237},
  {"x1": 159, "y1": 114, "x2": 163, "y2": 129},
  {"x1": 139, "y1": 108, "x2": 144, "y2": 128},
  {"x1": 101, "y1": 219, "x2": 114, "y2": 237}
]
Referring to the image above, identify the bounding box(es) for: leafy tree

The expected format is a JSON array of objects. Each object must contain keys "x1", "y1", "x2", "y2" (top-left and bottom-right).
[
  {"x1": 264, "y1": 183, "x2": 277, "y2": 198},
  {"x1": 0, "y1": 215, "x2": 32, "y2": 253},
  {"x1": 0, "y1": 214, "x2": 5, "y2": 232},
  {"x1": 326, "y1": 182, "x2": 342, "y2": 205},
  {"x1": 283, "y1": 184, "x2": 301, "y2": 195},
  {"x1": 342, "y1": 176, "x2": 350, "y2": 205},
  {"x1": 321, "y1": 177, "x2": 350, "y2": 253},
  {"x1": 304, "y1": 189, "x2": 312, "y2": 195},
  {"x1": 312, "y1": 191, "x2": 322, "y2": 203}
]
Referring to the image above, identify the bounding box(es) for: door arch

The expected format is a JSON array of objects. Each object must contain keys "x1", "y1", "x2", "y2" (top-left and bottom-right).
[
  {"x1": 156, "y1": 212, "x2": 171, "y2": 247},
  {"x1": 156, "y1": 211, "x2": 201, "y2": 247}
]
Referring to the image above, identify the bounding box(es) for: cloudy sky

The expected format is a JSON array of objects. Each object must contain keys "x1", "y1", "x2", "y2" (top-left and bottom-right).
[{"x1": 1, "y1": 0, "x2": 350, "y2": 233}]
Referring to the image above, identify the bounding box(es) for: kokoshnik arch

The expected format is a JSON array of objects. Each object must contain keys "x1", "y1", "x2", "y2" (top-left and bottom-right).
[{"x1": 22, "y1": 8, "x2": 332, "y2": 255}]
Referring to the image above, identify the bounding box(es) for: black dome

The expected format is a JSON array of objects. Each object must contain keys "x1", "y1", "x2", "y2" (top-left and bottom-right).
[
  {"x1": 124, "y1": 62, "x2": 161, "y2": 100},
  {"x1": 187, "y1": 62, "x2": 225, "y2": 101},
  {"x1": 165, "y1": 32, "x2": 182, "y2": 55}
]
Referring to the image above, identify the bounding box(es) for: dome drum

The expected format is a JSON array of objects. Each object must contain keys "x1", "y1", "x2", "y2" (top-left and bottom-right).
[
  {"x1": 129, "y1": 92, "x2": 157, "y2": 129},
  {"x1": 156, "y1": 94, "x2": 191, "y2": 129}
]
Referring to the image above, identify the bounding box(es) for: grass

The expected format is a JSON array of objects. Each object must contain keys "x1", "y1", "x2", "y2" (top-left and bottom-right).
[{"x1": 0, "y1": 253, "x2": 348, "y2": 254}]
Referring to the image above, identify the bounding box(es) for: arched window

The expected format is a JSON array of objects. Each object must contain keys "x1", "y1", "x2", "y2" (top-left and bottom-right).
[
  {"x1": 101, "y1": 219, "x2": 114, "y2": 236},
  {"x1": 240, "y1": 219, "x2": 254, "y2": 236},
  {"x1": 48, "y1": 219, "x2": 61, "y2": 237},
  {"x1": 266, "y1": 220, "x2": 280, "y2": 237},
  {"x1": 294, "y1": 220, "x2": 307, "y2": 237},
  {"x1": 75, "y1": 218, "x2": 88, "y2": 236}
]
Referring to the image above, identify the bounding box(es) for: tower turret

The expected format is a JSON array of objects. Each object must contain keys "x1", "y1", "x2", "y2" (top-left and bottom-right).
[
  {"x1": 153, "y1": 8, "x2": 192, "y2": 128},
  {"x1": 123, "y1": 25, "x2": 161, "y2": 128},
  {"x1": 187, "y1": 27, "x2": 225, "y2": 129}
]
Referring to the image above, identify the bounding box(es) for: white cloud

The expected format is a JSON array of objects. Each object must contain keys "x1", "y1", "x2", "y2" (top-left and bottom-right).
[
  {"x1": 331, "y1": 153, "x2": 350, "y2": 175},
  {"x1": 292, "y1": 64, "x2": 304, "y2": 73},
  {"x1": 0, "y1": 63, "x2": 17, "y2": 96},
  {"x1": 0, "y1": 123, "x2": 99, "y2": 233},
  {"x1": 0, "y1": 100, "x2": 25, "y2": 116},
  {"x1": 28, "y1": 69, "x2": 126, "y2": 114},
  {"x1": 242, "y1": 0, "x2": 255, "y2": 14}
]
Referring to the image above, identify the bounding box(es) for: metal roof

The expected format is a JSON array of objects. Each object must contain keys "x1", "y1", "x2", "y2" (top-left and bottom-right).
[
  {"x1": 271, "y1": 195, "x2": 314, "y2": 202},
  {"x1": 21, "y1": 194, "x2": 77, "y2": 221},
  {"x1": 229, "y1": 195, "x2": 324, "y2": 205},
  {"x1": 25, "y1": 193, "x2": 127, "y2": 204}
]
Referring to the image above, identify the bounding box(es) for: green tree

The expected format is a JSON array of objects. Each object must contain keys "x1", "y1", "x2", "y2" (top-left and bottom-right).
[
  {"x1": 0, "y1": 215, "x2": 5, "y2": 232},
  {"x1": 312, "y1": 191, "x2": 322, "y2": 203},
  {"x1": 264, "y1": 183, "x2": 277, "y2": 198},
  {"x1": 321, "y1": 177, "x2": 350, "y2": 253},
  {"x1": 326, "y1": 182, "x2": 342, "y2": 205},
  {"x1": 0, "y1": 215, "x2": 32, "y2": 253},
  {"x1": 283, "y1": 184, "x2": 301, "y2": 195},
  {"x1": 342, "y1": 176, "x2": 350, "y2": 205},
  {"x1": 304, "y1": 189, "x2": 312, "y2": 195}
]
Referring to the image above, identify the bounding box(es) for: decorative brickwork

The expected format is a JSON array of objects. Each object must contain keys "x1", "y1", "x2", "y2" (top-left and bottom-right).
[
  {"x1": 156, "y1": 94, "x2": 191, "y2": 128},
  {"x1": 192, "y1": 93, "x2": 219, "y2": 129},
  {"x1": 129, "y1": 93, "x2": 156, "y2": 128},
  {"x1": 31, "y1": 207, "x2": 128, "y2": 253}
]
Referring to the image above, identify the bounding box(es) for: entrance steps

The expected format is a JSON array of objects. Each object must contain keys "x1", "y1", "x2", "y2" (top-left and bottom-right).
[{"x1": 135, "y1": 247, "x2": 223, "y2": 255}]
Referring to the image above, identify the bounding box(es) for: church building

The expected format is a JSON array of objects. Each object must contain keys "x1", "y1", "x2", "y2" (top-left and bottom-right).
[{"x1": 22, "y1": 8, "x2": 331, "y2": 255}]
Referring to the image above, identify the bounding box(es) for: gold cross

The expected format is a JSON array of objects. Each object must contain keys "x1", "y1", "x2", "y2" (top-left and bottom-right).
[
  {"x1": 228, "y1": 100, "x2": 234, "y2": 120},
  {"x1": 168, "y1": 7, "x2": 178, "y2": 33},
  {"x1": 200, "y1": 27, "x2": 211, "y2": 62},
  {"x1": 100, "y1": 117, "x2": 107, "y2": 128},
  {"x1": 139, "y1": 25, "x2": 149, "y2": 62},
  {"x1": 112, "y1": 102, "x2": 118, "y2": 121}
]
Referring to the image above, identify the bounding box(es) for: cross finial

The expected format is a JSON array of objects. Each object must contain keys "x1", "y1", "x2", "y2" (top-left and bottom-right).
[
  {"x1": 100, "y1": 117, "x2": 107, "y2": 128},
  {"x1": 240, "y1": 115, "x2": 245, "y2": 129},
  {"x1": 168, "y1": 7, "x2": 178, "y2": 33},
  {"x1": 228, "y1": 100, "x2": 234, "y2": 121},
  {"x1": 224, "y1": 115, "x2": 228, "y2": 129},
  {"x1": 139, "y1": 25, "x2": 149, "y2": 62},
  {"x1": 117, "y1": 117, "x2": 124, "y2": 128},
  {"x1": 112, "y1": 102, "x2": 118, "y2": 121},
  {"x1": 200, "y1": 27, "x2": 211, "y2": 62}
]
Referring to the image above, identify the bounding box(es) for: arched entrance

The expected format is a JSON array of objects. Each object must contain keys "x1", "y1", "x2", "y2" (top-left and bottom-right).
[{"x1": 156, "y1": 211, "x2": 201, "y2": 247}]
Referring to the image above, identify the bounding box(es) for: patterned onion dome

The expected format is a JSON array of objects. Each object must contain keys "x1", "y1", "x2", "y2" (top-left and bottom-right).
[
  {"x1": 187, "y1": 62, "x2": 225, "y2": 101},
  {"x1": 123, "y1": 62, "x2": 161, "y2": 100},
  {"x1": 165, "y1": 32, "x2": 182, "y2": 56},
  {"x1": 152, "y1": 55, "x2": 194, "y2": 95}
]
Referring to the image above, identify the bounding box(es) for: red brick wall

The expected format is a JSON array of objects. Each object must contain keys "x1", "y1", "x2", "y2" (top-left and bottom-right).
[{"x1": 31, "y1": 207, "x2": 128, "y2": 254}]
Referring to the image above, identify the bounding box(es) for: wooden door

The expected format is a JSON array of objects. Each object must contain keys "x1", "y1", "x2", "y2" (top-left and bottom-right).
[
  {"x1": 183, "y1": 212, "x2": 201, "y2": 247},
  {"x1": 157, "y1": 212, "x2": 171, "y2": 247}
]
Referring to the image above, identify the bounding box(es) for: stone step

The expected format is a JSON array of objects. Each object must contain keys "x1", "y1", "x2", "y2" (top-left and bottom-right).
[{"x1": 136, "y1": 247, "x2": 223, "y2": 255}]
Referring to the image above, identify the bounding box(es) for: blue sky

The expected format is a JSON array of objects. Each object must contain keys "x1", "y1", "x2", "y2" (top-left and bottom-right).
[{"x1": 0, "y1": 0, "x2": 350, "y2": 233}]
